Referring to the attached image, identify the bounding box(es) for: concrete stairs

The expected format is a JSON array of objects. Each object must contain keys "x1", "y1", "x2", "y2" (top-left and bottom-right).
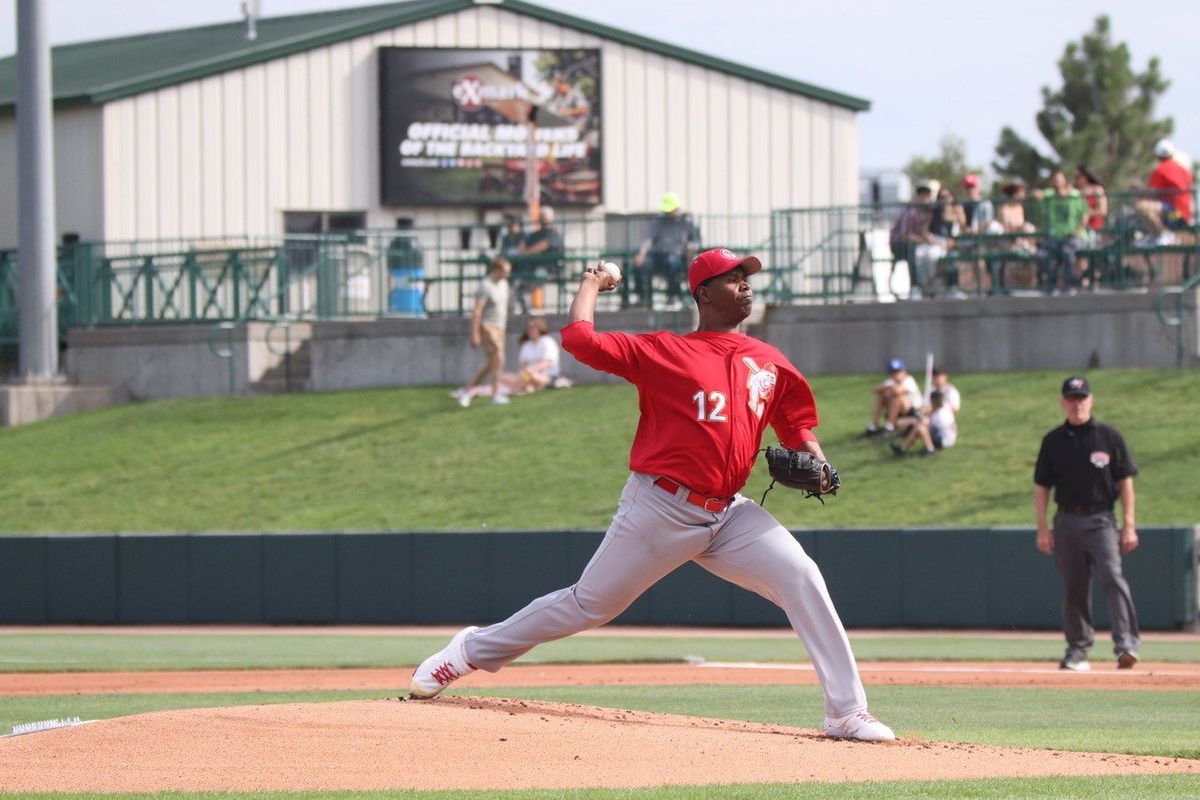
[{"x1": 251, "y1": 339, "x2": 311, "y2": 393}]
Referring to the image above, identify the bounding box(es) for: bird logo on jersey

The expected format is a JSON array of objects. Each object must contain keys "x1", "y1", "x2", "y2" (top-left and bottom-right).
[
  {"x1": 1090, "y1": 451, "x2": 1111, "y2": 469},
  {"x1": 743, "y1": 357, "x2": 778, "y2": 419}
]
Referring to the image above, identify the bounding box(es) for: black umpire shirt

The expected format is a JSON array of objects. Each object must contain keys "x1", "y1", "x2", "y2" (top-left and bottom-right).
[{"x1": 1034, "y1": 418, "x2": 1138, "y2": 513}]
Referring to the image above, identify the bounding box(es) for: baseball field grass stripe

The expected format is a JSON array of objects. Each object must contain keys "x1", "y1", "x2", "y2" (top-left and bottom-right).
[
  {"x1": 2, "y1": 775, "x2": 1200, "y2": 798},
  {"x1": 2, "y1": 632, "x2": 1198, "y2": 671},
  {"x1": 0, "y1": 368, "x2": 1196, "y2": 533},
  {"x1": 3, "y1": 686, "x2": 1198, "y2": 759}
]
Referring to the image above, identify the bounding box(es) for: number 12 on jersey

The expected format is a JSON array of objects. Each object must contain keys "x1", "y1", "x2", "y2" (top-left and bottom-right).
[{"x1": 693, "y1": 390, "x2": 727, "y2": 422}]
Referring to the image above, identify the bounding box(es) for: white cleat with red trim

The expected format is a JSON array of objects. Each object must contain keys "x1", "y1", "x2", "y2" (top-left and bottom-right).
[
  {"x1": 823, "y1": 710, "x2": 896, "y2": 742},
  {"x1": 409, "y1": 626, "x2": 479, "y2": 699}
]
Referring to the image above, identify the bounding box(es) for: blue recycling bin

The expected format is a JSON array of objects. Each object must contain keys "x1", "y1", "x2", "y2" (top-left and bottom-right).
[{"x1": 387, "y1": 237, "x2": 425, "y2": 315}]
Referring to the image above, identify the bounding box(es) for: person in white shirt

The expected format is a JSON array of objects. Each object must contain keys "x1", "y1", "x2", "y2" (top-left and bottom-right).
[
  {"x1": 513, "y1": 318, "x2": 562, "y2": 392},
  {"x1": 931, "y1": 367, "x2": 961, "y2": 415},
  {"x1": 891, "y1": 390, "x2": 957, "y2": 456},
  {"x1": 864, "y1": 358, "x2": 922, "y2": 436}
]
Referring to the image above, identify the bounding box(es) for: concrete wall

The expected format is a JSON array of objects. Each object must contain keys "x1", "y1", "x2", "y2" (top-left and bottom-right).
[
  {"x1": 758, "y1": 291, "x2": 1200, "y2": 375},
  {"x1": 64, "y1": 291, "x2": 1198, "y2": 400},
  {"x1": 307, "y1": 309, "x2": 697, "y2": 391},
  {"x1": 66, "y1": 321, "x2": 311, "y2": 402}
]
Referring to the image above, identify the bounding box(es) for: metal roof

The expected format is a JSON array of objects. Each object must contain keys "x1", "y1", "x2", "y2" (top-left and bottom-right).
[{"x1": 0, "y1": 0, "x2": 870, "y2": 113}]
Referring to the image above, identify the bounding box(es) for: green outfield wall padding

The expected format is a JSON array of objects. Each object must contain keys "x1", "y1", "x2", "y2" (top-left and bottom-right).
[
  {"x1": 901, "y1": 529, "x2": 992, "y2": 626},
  {"x1": 263, "y1": 534, "x2": 337, "y2": 623},
  {"x1": 409, "y1": 532, "x2": 491, "y2": 623},
  {"x1": 1, "y1": 528, "x2": 1195, "y2": 628},
  {"x1": 46, "y1": 536, "x2": 117, "y2": 623},
  {"x1": 335, "y1": 533, "x2": 412, "y2": 622},
  {"x1": 0, "y1": 537, "x2": 47, "y2": 623},
  {"x1": 815, "y1": 529, "x2": 903, "y2": 627},
  {"x1": 486, "y1": 531, "x2": 574, "y2": 620},
  {"x1": 118, "y1": 536, "x2": 189, "y2": 623},
  {"x1": 985, "y1": 530, "x2": 1061, "y2": 628},
  {"x1": 188, "y1": 535, "x2": 263, "y2": 622}
]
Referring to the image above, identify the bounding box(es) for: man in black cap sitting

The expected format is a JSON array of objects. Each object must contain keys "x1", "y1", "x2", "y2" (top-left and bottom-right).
[{"x1": 1033, "y1": 376, "x2": 1141, "y2": 672}]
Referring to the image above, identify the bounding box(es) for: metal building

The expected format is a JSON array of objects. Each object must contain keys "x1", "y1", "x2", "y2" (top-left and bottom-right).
[{"x1": 0, "y1": 0, "x2": 868, "y2": 247}]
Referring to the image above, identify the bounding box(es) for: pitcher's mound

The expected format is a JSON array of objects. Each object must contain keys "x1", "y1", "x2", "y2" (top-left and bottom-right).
[{"x1": 3, "y1": 697, "x2": 1197, "y2": 792}]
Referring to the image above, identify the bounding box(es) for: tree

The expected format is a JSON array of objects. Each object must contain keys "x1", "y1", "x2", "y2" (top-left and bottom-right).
[
  {"x1": 903, "y1": 134, "x2": 984, "y2": 196},
  {"x1": 992, "y1": 15, "x2": 1173, "y2": 191}
]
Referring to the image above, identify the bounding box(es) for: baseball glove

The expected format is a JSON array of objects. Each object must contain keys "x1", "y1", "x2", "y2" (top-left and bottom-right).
[{"x1": 761, "y1": 446, "x2": 840, "y2": 505}]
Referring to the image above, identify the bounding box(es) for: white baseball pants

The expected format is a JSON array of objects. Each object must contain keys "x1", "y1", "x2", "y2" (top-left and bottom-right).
[{"x1": 463, "y1": 472, "x2": 869, "y2": 717}]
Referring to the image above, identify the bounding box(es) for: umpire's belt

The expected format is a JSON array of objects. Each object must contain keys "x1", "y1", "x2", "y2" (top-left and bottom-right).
[
  {"x1": 1058, "y1": 504, "x2": 1112, "y2": 516},
  {"x1": 654, "y1": 477, "x2": 731, "y2": 512}
]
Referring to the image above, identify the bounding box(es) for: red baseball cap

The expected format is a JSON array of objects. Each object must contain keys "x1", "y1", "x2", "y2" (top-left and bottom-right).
[
  {"x1": 688, "y1": 248, "x2": 762, "y2": 295},
  {"x1": 961, "y1": 173, "x2": 980, "y2": 189}
]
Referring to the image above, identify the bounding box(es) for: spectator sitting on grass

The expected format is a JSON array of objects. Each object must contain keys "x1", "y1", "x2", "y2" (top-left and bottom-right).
[
  {"x1": 864, "y1": 358, "x2": 923, "y2": 437},
  {"x1": 891, "y1": 390, "x2": 957, "y2": 457},
  {"x1": 931, "y1": 366, "x2": 961, "y2": 415}
]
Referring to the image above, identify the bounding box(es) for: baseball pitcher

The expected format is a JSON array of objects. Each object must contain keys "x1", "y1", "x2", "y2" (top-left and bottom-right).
[{"x1": 410, "y1": 248, "x2": 895, "y2": 742}]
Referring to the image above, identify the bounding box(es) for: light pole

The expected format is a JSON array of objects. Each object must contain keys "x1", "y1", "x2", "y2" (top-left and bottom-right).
[{"x1": 16, "y1": 0, "x2": 59, "y2": 380}]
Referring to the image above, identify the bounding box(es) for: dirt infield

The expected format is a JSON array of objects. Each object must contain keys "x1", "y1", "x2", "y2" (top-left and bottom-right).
[
  {"x1": 3, "y1": 642, "x2": 1199, "y2": 791},
  {"x1": 4, "y1": 660, "x2": 1199, "y2": 696},
  {"x1": 4, "y1": 696, "x2": 1198, "y2": 792}
]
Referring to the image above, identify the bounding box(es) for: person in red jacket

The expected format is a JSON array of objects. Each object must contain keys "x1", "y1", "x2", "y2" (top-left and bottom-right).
[
  {"x1": 1135, "y1": 138, "x2": 1194, "y2": 246},
  {"x1": 409, "y1": 248, "x2": 896, "y2": 742}
]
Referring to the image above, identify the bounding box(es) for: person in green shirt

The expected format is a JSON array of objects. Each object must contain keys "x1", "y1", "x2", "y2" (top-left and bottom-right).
[{"x1": 1037, "y1": 170, "x2": 1090, "y2": 293}]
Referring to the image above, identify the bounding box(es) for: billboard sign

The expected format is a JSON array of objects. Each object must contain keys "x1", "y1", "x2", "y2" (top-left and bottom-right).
[{"x1": 379, "y1": 47, "x2": 602, "y2": 207}]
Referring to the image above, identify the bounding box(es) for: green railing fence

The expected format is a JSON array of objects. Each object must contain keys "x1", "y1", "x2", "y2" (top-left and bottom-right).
[{"x1": 1, "y1": 192, "x2": 1196, "y2": 349}]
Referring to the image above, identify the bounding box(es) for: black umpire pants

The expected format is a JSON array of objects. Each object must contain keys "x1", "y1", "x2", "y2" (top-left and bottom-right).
[{"x1": 1052, "y1": 510, "x2": 1140, "y2": 658}]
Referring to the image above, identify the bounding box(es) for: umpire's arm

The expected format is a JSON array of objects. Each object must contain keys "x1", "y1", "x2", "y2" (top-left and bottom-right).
[{"x1": 1034, "y1": 484, "x2": 1053, "y2": 554}]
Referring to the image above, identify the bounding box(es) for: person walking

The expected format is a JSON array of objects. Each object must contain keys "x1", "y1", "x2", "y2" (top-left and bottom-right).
[
  {"x1": 455, "y1": 256, "x2": 512, "y2": 407},
  {"x1": 1034, "y1": 376, "x2": 1140, "y2": 671},
  {"x1": 411, "y1": 248, "x2": 895, "y2": 742}
]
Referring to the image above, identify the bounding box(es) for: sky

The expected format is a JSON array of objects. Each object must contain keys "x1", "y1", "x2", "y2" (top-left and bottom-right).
[{"x1": 2, "y1": 0, "x2": 1197, "y2": 175}]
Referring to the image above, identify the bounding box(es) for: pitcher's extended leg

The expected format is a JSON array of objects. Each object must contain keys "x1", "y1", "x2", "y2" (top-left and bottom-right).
[
  {"x1": 696, "y1": 498, "x2": 867, "y2": 718},
  {"x1": 465, "y1": 474, "x2": 709, "y2": 671}
]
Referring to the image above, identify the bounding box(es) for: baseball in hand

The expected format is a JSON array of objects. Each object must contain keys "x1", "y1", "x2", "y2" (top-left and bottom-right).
[{"x1": 600, "y1": 261, "x2": 622, "y2": 282}]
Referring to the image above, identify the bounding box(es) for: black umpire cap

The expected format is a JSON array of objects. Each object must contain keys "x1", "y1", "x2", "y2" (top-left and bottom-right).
[{"x1": 1061, "y1": 376, "x2": 1091, "y2": 397}]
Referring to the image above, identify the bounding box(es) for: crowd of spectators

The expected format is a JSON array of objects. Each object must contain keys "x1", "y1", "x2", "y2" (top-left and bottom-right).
[{"x1": 888, "y1": 137, "x2": 1195, "y2": 298}]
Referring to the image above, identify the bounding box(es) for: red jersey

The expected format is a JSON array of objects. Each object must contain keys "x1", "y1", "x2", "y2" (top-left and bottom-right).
[
  {"x1": 561, "y1": 320, "x2": 819, "y2": 499},
  {"x1": 1148, "y1": 158, "x2": 1194, "y2": 222}
]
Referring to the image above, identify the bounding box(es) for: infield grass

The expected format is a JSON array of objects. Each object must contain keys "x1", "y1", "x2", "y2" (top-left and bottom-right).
[
  {"x1": 4, "y1": 776, "x2": 1200, "y2": 798},
  {"x1": 3, "y1": 631, "x2": 1199, "y2": 671},
  {"x1": 0, "y1": 368, "x2": 1196, "y2": 533}
]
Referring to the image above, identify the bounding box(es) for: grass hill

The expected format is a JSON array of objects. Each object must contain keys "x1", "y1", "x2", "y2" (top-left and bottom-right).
[{"x1": 1, "y1": 368, "x2": 1196, "y2": 533}]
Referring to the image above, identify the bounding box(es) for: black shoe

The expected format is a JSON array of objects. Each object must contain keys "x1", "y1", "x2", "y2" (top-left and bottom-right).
[
  {"x1": 862, "y1": 427, "x2": 883, "y2": 438},
  {"x1": 1059, "y1": 656, "x2": 1091, "y2": 672},
  {"x1": 1116, "y1": 649, "x2": 1139, "y2": 669},
  {"x1": 890, "y1": 443, "x2": 905, "y2": 457},
  {"x1": 918, "y1": 448, "x2": 936, "y2": 457}
]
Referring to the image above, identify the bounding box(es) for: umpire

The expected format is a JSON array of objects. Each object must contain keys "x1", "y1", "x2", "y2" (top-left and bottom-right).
[{"x1": 1034, "y1": 376, "x2": 1140, "y2": 672}]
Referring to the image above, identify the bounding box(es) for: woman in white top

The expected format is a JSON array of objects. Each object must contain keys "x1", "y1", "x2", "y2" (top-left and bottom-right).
[{"x1": 514, "y1": 318, "x2": 561, "y2": 392}]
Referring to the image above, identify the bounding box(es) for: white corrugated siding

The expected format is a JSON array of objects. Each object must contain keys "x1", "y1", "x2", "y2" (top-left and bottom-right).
[
  {"x1": 0, "y1": 108, "x2": 103, "y2": 248},
  {"x1": 90, "y1": 4, "x2": 860, "y2": 241}
]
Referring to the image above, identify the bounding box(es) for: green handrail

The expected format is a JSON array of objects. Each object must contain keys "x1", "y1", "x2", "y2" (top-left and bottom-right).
[{"x1": 1154, "y1": 270, "x2": 1200, "y2": 368}]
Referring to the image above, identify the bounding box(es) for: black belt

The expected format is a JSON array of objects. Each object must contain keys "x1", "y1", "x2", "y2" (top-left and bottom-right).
[{"x1": 1058, "y1": 505, "x2": 1112, "y2": 516}]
